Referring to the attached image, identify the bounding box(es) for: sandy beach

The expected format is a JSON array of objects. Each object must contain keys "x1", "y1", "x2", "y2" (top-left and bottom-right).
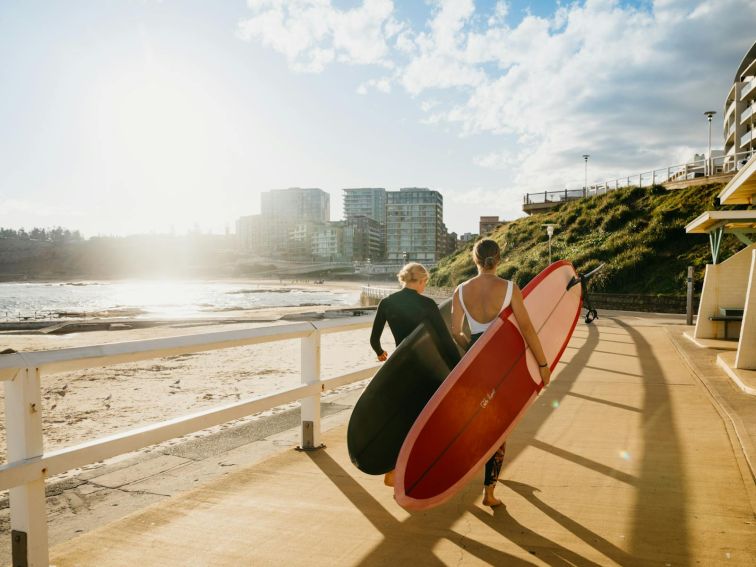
[{"x1": 0, "y1": 279, "x2": 394, "y2": 462}]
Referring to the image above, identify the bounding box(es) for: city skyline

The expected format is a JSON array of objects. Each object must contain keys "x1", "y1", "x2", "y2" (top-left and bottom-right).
[{"x1": 1, "y1": 1, "x2": 754, "y2": 237}]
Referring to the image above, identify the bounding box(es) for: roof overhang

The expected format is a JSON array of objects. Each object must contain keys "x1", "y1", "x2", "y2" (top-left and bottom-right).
[
  {"x1": 685, "y1": 210, "x2": 756, "y2": 234},
  {"x1": 717, "y1": 153, "x2": 756, "y2": 205}
]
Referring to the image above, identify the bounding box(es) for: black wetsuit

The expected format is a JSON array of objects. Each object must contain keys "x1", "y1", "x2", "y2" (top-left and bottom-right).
[{"x1": 369, "y1": 287, "x2": 460, "y2": 368}]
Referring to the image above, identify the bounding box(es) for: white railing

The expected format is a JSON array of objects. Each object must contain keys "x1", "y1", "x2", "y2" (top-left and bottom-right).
[
  {"x1": 360, "y1": 286, "x2": 453, "y2": 302},
  {"x1": 523, "y1": 149, "x2": 756, "y2": 205},
  {"x1": 0, "y1": 316, "x2": 379, "y2": 566},
  {"x1": 741, "y1": 102, "x2": 755, "y2": 124},
  {"x1": 741, "y1": 78, "x2": 756, "y2": 100}
]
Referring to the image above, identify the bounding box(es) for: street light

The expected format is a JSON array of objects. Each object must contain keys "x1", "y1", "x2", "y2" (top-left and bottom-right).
[
  {"x1": 543, "y1": 224, "x2": 558, "y2": 264},
  {"x1": 704, "y1": 111, "x2": 716, "y2": 176},
  {"x1": 582, "y1": 154, "x2": 590, "y2": 195}
]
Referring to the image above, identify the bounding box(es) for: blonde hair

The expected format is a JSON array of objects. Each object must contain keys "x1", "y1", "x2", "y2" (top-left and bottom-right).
[
  {"x1": 473, "y1": 239, "x2": 502, "y2": 270},
  {"x1": 397, "y1": 262, "x2": 429, "y2": 285}
]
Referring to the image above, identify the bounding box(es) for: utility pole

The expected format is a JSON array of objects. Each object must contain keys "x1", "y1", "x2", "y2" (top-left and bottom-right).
[
  {"x1": 704, "y1": 111, "x2": 716, "y2": 176},
  {"x1": 582, "y1": 154, "x2": 590, "y2": 196}
]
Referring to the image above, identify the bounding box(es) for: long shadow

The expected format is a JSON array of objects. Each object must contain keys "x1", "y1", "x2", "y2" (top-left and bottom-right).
[
  {"x1": 583, "y1": 365, "x2": 642, "y2": 378},
  {"x1": 612, "y1": 318, "x2": 690, "y2": 566},
  {"x1": 306, "y1": 449, "x2": 533, "y2": 566},
  {"x1": 468, "y1": 504, "x2": 604, "y2": 567},
  {"x1": 501, "y1": 480, "x2": 636, "y2": 566},
  {"x1": 528, "y1": 440, "x2": 637, "y2": 486},
  {"x1": 308, "y1": 322, "x2": 608, "y2": 566},
  {"x1": 566, "y1": 392, "x2": 641, "y2": 413}
]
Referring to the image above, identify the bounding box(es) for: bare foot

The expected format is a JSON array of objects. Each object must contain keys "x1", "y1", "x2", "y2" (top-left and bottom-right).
[
  {"x1": 384, "y1": 470, "x2": 395, "y2": 487},
  {"x1": 482, "y1": 486, "x2": 502, "y2": 507}
]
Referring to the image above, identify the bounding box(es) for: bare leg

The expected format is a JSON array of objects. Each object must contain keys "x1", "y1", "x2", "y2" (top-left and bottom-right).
[{"x1": 384, "y1": 470, "x2": 394, "y2": 487}]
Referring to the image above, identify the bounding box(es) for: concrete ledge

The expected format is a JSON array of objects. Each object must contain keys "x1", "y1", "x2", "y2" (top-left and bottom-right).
[
  {"x1": 717, "y1": 352, "x2": 756, "y2": 395},
  {"x1": 682, "y1": 331, "x2": 739, "y2": 351}
]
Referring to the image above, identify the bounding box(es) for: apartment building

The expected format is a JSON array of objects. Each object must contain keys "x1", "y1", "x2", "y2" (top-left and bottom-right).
[
  {"x1": 342, "y1": 188, "x2": 387, "y2": 225},
  {"x1": 261, "y1": 188, "x2": 330, "y2": 224},
  {"x1": 346, "y1": 215, "x2": 383, "y2": 262},
  {"x1": 236, "y1": 214, "x2": 295, "y2": 257},
  {"x1": 311, "y1": 222, "x2": 352, "y2": 261},
  {"x1": 724, "y1": 41, "x2": 756, "y2": 171},
  {"x1": 385, "y1": 188, "x2": 446, "y2": 263}
]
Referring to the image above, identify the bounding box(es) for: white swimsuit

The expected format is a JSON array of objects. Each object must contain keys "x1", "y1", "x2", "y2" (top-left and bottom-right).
[{"x1": 458, "y1": 280, "x2": 513, "y2": 335}]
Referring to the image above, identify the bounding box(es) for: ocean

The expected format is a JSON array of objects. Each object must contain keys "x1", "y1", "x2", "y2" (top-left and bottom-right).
[{"x1": 0, "y1": 281, "x2": 360, "y2": 320}]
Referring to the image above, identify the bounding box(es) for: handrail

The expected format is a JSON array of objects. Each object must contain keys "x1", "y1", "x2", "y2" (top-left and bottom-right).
[
  {"x1": 0, "y1": 315, "x2": 379, "y2": 565},
  {"x1": 523, "y1": 149, "x2": 756, "y2": 205}
]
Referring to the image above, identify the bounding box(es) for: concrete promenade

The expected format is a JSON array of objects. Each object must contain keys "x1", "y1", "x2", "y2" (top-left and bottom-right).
[{"x1": 42, "y1": 313, "x2": 756, "y2": 565}]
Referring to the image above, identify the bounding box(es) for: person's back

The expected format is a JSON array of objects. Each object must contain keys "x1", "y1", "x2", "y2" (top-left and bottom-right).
[
  {"x1": 457, "y1": 276, "x2": 510, "y2": 333},
  {"x1": 450, "y1": 238, "x2": 551, "y2": 508},
  {"x1": 370, "y1": 265, "x2": 459, "y2": 368}
]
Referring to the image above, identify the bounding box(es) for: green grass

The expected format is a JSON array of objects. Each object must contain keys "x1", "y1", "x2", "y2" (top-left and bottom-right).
[{"x1": 431, "y1": 183, "x2": 745, "y2": 294}]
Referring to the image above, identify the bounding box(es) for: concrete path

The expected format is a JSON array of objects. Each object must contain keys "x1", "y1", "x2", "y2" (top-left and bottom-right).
[{"x1": 44, "y1": 314, "x2": 756, "y2": 565}]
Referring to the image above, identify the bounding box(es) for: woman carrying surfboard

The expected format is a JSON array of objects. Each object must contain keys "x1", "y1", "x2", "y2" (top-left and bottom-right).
[
  {"x1": 451, "y1": 239, "x2": 551, "y2": 507},
  {"x1": 369, "y1": 262, "x2": 461, "y2": 487}
]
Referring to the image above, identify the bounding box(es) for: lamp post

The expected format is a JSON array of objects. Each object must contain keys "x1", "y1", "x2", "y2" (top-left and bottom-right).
[
  {"x1": 704, "y1": 111, "x2": 716, "y2": 176},
  {"x1": 543, "y1": 224, "x2": 557, "y2": 264},
  {"x1": 582, "y1": 154, "x2": 590, "y2": 196}
]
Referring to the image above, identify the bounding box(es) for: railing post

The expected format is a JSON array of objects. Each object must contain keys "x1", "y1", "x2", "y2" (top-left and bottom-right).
[
  {"x1": 4, "y1": 367, "x2": 49, "y2": 566},
  {"x1": 686, "y1": 266, "x2": 694, "y2": 326},
  {"x1": 300, "y1": 330, "x2": 322, "y2": 450}
]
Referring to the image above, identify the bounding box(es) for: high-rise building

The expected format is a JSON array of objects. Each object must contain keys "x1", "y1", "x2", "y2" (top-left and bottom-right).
[
  {"x1": 347, "y1": 215, "x2": 383, "y2": 261},
  {"x1": 724, "y1": 41, "x2": 756, "y2": 171},
  {"x1": 385, "y1": 188, "x2": 446, "y2": 263},
  {"x1": 261, "y1": 188, "x2": 330, "y2": 224},
  {"x1": 312, "y1": 222, "x2": 352, "y2": 261},
  {"x1": 343, "y1": 188, "x2": 387, "y2": 260},
  {"x1": 343, "y1": 188, "x2": 387, "y2": 225},
  {"x1": 236, "y1": 215, "x2": 295, "y2": 256}
]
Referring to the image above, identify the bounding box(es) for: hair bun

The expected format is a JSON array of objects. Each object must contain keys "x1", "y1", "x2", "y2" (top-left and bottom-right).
[{"x1": 483, "y1": 256, "x2": 495, "y2": 269}]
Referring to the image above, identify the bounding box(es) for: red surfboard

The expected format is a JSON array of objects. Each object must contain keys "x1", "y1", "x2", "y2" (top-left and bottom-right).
[{"x1": 394, "y1": 260, "x2": 582, "y2": 510}]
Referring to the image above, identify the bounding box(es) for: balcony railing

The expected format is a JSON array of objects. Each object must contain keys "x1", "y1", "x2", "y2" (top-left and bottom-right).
[
  {"x1": 522, "y1": 149, "x2": 756, "y2": 206},
  {"x1": 741, "y1": 102, "x2": 755, "y2": 124},
  {"x1": 741, "y1": 129, "x2": 755, "y2": 148},
  {"x1": 726, "y1": 122, "x2": 737, "y2": 141},
  {"x1": 724, "y1": 99, "x2": 737, "y2": 122},
  {"x1": 741, "y1": 78, "x2": 756, "y2": 100}
]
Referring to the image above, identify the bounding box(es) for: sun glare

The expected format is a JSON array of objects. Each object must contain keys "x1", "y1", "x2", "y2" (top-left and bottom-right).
[{"x1": 92, "y1": 58, "x2": 244, "y2": 233}]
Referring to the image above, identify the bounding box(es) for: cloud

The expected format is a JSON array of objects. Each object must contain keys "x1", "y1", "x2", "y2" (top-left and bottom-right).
[
  {"x1": 357, "y1": 76, "x2": 392, "y2": 95},
  {"x1": 237, "y1": 0, "x2": 399, "y2": 72},
  {"x1": 239, "y1": 0, "x2": 756, "y2": 190}
]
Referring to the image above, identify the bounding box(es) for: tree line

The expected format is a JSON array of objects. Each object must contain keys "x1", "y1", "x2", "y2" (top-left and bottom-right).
[{"x1": 0, "y1": 227, "x2": 83, "y2": 242}]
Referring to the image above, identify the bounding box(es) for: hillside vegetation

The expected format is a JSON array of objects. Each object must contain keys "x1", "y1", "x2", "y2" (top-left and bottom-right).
[{"x1": 431, "y1": 183, "x2": 745, "y2": 294}]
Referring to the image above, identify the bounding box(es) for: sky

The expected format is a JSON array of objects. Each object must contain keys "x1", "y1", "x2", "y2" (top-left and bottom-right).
[{"x1": 0, "y1": 0, "x2": 753, "y2": 237}]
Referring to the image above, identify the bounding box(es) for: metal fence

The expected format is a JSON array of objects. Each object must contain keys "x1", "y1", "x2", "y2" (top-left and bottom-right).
[
  {"x1": 524, "y1": 149, "x2": 755, "y2": 205},
  {"x1": 0, "y1": 316, "x2": 379, "y2": 565}
]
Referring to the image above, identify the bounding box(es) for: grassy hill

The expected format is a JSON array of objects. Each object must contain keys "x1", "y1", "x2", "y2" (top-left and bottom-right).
[{"x1": 431, "y1": 183, "x2": 746, "y2": 294}]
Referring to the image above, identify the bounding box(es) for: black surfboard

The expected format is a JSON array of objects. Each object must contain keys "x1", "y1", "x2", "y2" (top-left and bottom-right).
[{"x1": 347, "y1": 299, "x2": 467, "y2": 475}]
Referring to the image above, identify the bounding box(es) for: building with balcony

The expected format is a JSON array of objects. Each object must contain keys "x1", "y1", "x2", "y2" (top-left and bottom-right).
[
  {"x1": 343, "y1": 188, "x2": 386, "y2": 225},
  {"x1": 385, "y1": 188, "x2": 446, "y2": 264},
  {"x1": 346, "y1": 215, "x2": 383, "y2": 261},
  {"x1": 311, "y1": 222, "x2": 352, "y2": 262},
  {"x1": 723, "y1": 41, "x2": 756, "y2": 171},
  {"x1": 261, "y1": 188, "x2": 330, "y2": 224}
]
